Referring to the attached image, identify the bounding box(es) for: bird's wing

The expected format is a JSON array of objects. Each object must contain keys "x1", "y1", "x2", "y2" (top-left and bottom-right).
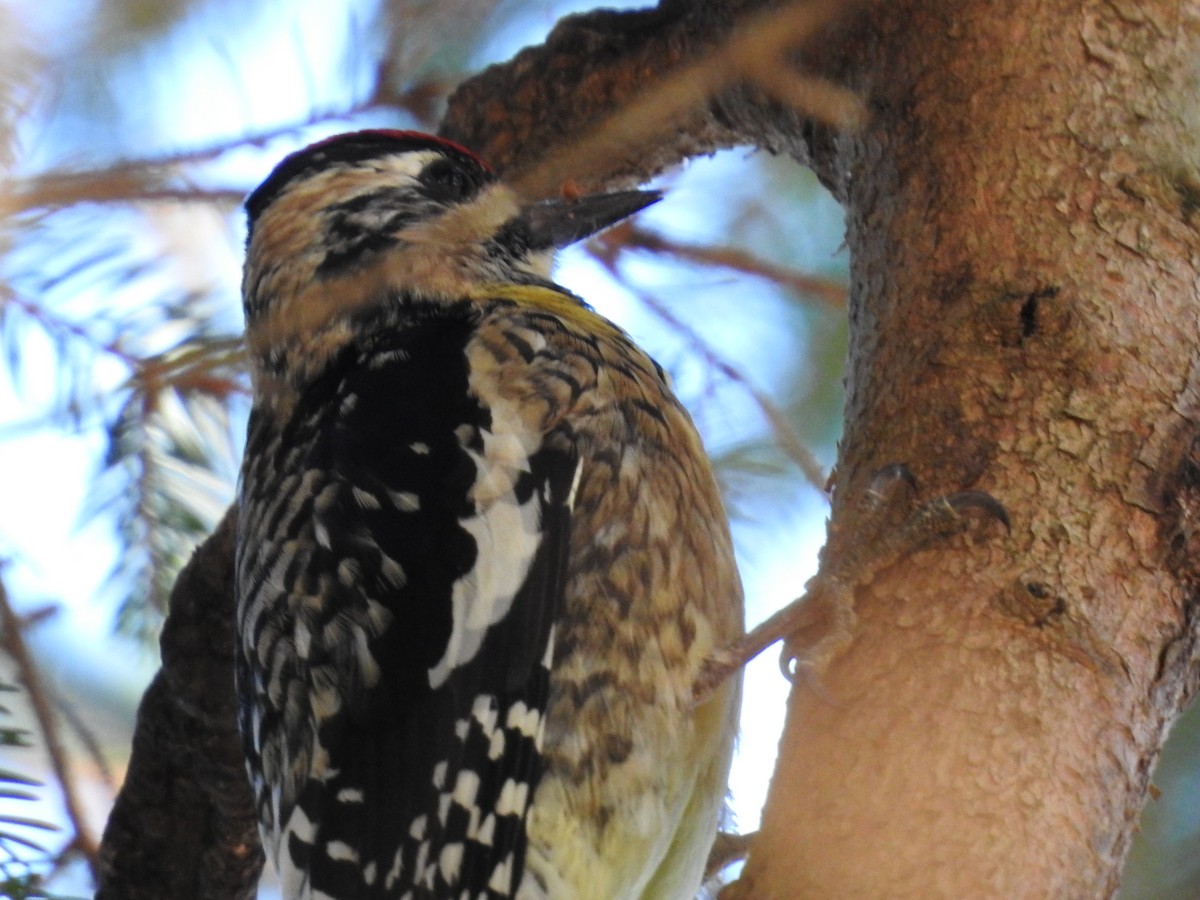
[{"x1": 275, "y1": 307, "x2": 577, "y2": 899}]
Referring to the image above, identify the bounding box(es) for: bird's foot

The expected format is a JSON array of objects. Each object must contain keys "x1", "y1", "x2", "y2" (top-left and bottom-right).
[{"x1": 693, "y1": 465, "x2": 1009, "y2": 705}]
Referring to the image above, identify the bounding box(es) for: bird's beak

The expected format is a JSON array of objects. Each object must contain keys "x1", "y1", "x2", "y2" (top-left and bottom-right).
[{"x1": 513, "y1": 189, "x2": 662, "y2": 250}]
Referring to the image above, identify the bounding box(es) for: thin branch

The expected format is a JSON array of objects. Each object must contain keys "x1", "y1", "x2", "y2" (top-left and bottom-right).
[
  {"x1": 644, "y1": 289, "x2": 827, "y2": 491},
  {"x1": 606, "y1": 223, "x2": 847, "y2": 310},
  {"x1": 591, "y1": 237, "x2": 828, "y2": 492},
  {"x1": 6, "y1": 170, "x2": 237, "y2": 215},
  {"x1": 0, "y1": 287, "x2": 247, "y2": 440},
  {"x1": 0, "y1": 576, "x2": 99, "y2": 880},
  {"x1": 3, "y1": 81, "x2": 450, "y2": 214},
  {"x1": 707, "y1": 829, "x2": 757, "y2": 880},
  {"x1": 3, "y1": 129, "x2": 315, "y2": 214},
  {"x1": 1, "y1": 286, "x2": 143, "y2": 369},
  {"x1": 2, "y1": 282, "x2": 246, "y2": 391},
  {"x1": 54, "y1": 694, "x2": 116, "y2": 793},
  {"x1": 129, "y1": 337, "x2": 247, "y2": 402}
]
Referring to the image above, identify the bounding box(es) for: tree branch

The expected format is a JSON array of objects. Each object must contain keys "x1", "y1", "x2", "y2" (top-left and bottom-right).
[
  {"x1": 442, "y1": 0, "x2": 865, "y2": 185},
  {"x1": 96, "y1": 510, "x2": 262, "y2": 900},
  {"x1": 607, "y1": 223, "x2": 847, "y2": 310},
  {"x1": 0, "y1": 578, "x2": 98, "y2": 879}
]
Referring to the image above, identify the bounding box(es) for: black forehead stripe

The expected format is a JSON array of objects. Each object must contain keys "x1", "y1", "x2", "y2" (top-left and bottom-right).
[{"x1": 245, "y1": 130, "x2": 492, "y2": 227}]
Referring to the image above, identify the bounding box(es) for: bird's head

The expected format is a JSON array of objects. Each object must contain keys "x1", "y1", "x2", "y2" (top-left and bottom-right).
[{"x1": 242, "y1": 130, "x2": 658, "y2": 384}]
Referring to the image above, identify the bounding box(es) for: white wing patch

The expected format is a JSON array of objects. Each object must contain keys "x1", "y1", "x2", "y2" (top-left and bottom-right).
[
  {"x1": 427, "y1": 407, "x2": 545, "y2": 690},
  {"x1": 279, "y1": 803, "x2": 318, "y2": 896}
]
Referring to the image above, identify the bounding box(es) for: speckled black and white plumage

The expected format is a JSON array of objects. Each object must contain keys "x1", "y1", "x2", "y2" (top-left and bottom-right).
[{"x1": 235, "y1": 131, "x2": 743, "y2": 899}]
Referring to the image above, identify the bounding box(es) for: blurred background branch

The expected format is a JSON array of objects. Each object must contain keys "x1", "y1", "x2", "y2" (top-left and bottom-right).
[{"x1": 0, "y1": 576, "x2": 89, "y2": 889}]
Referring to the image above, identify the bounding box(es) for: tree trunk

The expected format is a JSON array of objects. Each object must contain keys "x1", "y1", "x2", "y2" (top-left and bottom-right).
[{"x1": 732, "y1": 1, "x2": 1200, "y2": 896}]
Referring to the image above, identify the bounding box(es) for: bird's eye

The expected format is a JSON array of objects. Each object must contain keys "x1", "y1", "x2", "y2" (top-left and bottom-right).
[{"x1": 421, "y1": 159, "x2": 475, "y2": 201}]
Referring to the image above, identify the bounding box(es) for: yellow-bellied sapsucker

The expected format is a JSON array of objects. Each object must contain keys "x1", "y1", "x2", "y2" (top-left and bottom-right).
[{"x1": 235, "y1": 130, "x2": 743, "y2": 899}]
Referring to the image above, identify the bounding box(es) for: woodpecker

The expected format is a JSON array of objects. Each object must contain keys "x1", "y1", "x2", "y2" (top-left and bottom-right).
[{"x1": 235, "y1": 130, "x2": 743, "y2": 900}]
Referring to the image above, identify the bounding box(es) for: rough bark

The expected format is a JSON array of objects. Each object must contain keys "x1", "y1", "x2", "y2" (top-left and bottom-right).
[
  {"x1": 96, "y1": 510, "x2": 262, "y2": 899},
  {"x1": 440, "y1": 0, "x2": 860, "y2": 189},
  {"x1": 728, "y1": 1, "x2": 1200, "y2": 896}
]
